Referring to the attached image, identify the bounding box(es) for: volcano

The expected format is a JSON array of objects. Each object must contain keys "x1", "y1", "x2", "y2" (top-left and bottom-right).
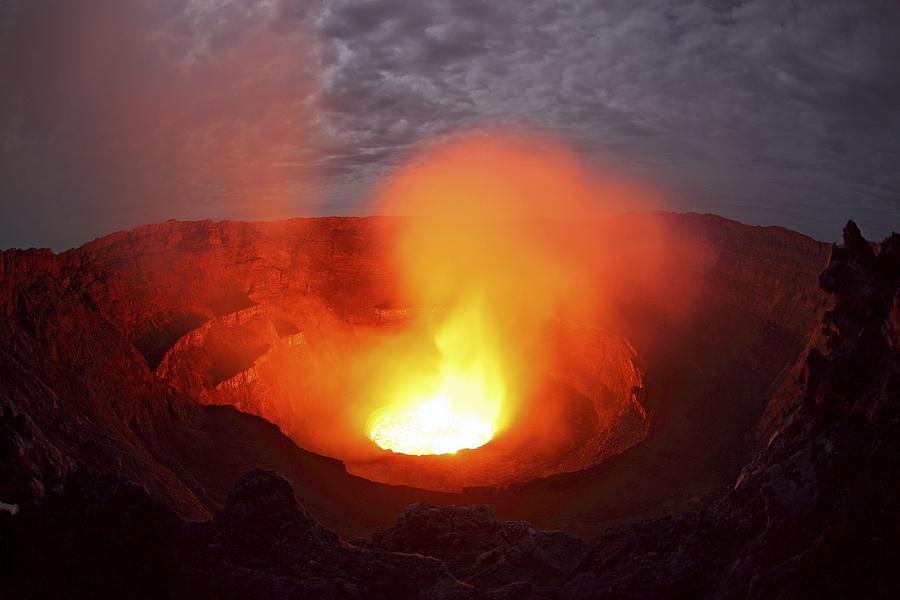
[{"x1": 2, "y1": 214, "x2": 899, "y2": 598}]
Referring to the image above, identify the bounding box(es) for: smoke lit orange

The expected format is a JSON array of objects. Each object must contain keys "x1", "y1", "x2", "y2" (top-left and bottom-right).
[{"x1": 362, "y1": 132, "x2": 604, "y2": 455}]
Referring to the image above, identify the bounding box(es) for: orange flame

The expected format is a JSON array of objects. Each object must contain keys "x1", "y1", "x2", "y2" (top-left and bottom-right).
[
  {"x1": 361, "y1": 131, "x2": 638, "y2": 455},
  {"x1": 366, "y1": 298, "x2": 506, "y2": 454}
]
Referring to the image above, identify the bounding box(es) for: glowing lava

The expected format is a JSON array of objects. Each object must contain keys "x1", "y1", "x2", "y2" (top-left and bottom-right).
[
  {"x1": 370, "y1": 395, "x2": 494, "y2": 455},
  {"x1": 368, "y1": 301, "x2": 505, "y2": 455}
]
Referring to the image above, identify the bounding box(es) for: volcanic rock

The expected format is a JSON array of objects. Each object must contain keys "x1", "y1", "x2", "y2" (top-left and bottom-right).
[
  {"x1": 373, "y1": 502, "x2": 590, "y2": 594},
  {"x1": 2, "y1": 466, "x2": 475, "y2": 599},
  {"x1": 560, "y1": 220, "x2": 900, "y2": 598}
]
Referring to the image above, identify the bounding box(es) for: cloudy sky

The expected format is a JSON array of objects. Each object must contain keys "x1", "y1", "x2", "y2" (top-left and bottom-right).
[{"x1": 1, "y1": 0, "x2": 898, "y2": 250}]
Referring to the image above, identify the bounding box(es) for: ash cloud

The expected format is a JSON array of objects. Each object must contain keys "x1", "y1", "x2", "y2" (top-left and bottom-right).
[{"x1": 1, "y1": 0, "x2": 899, "y2": 249}]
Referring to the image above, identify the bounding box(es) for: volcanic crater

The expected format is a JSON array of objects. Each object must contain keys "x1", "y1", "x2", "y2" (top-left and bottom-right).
[
  {"x1": 98, "y1": 218, "x2": 652, "y2": 492},
  {"x1": 15, "y1": 212, "x2": 829, "y2": 509}
]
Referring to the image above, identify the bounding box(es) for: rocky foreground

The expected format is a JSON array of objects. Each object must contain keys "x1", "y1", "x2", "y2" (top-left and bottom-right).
[{"x1": 1, "y1": 220, "x2": 898, "y2": 598}]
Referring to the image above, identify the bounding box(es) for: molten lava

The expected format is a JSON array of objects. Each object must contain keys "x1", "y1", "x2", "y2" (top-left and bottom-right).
[
  {"x1": 370, "y1": 396, "x2": 493, "y2": 455},
  {"x1": 367, "y1": 301, "x2": 505, "y2": 455}
]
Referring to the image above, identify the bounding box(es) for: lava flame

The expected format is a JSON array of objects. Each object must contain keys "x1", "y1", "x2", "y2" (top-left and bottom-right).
[
  {"x1": 368, "y1": 300, "x2": 505, "y2": 454},
  {"x1": 363, "y1": 132, "x2": 608, "y2": 455}
]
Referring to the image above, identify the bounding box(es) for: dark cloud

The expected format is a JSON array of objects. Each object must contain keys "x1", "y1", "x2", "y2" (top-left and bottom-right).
[
  {"x1": 1, "y1": 0, "x2": 898, "y2": 250},
  {"x1": 0, "y1": 0, "x2": 320, "y2": 248}
]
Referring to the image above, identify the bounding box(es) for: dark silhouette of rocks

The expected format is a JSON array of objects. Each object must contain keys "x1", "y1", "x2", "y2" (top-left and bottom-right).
[
  {"x1": 373, "y1": 502, "x2": 590, "y2": 596},
  {"x1": 2, "y1": 467, "x2": 475, "y2": 599}
]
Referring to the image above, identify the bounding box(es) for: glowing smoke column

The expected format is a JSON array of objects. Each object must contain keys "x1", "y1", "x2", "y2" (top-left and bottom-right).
[{"x1": 365, "y1": 132, "x2": 600, "y2": 456}]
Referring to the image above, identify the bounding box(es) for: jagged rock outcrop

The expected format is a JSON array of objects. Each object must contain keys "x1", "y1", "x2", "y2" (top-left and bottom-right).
[
  {"x1": 559, "y1": 221, "x2": 900, "y2": 598},
  {"x1": 372, "y1": 502, "x2": 590, "y2": 596}
]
